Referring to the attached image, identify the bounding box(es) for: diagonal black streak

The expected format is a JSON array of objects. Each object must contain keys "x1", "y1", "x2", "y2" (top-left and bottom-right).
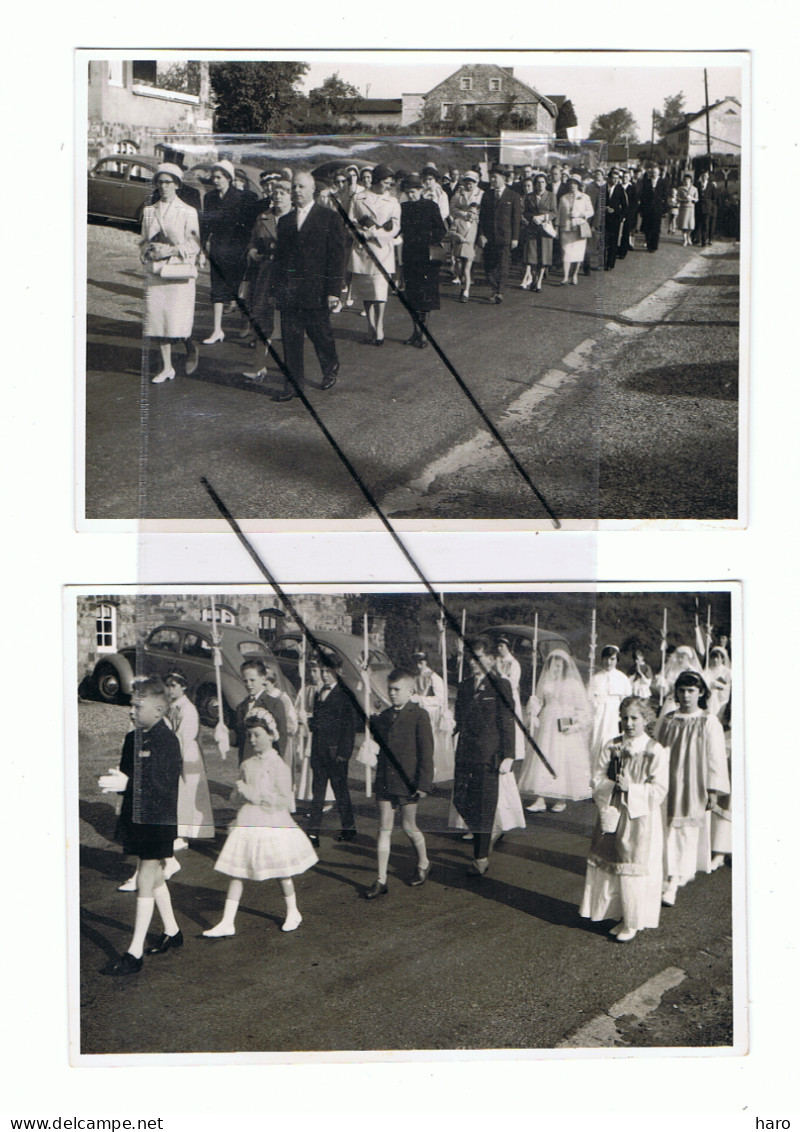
[
  {"x1": 200, "y1": 476, "x2": 556, "y2": 778},
  {"x1": 331, "y1": 195, "x2": 561, "y2": 529}
]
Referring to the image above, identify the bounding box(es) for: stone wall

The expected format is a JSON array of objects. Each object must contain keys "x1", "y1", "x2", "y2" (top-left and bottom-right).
[{"x1": 423, "y1": 66, "x2": 555, "y2": 136}]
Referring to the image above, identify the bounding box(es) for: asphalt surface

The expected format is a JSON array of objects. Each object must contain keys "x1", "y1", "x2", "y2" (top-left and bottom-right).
[
  {"x1": 78, "y1": 702, "x2": 735, "y2": 1055},
  {"x1": 85, "y1": 223, "x2": 739, "y2": 522}
]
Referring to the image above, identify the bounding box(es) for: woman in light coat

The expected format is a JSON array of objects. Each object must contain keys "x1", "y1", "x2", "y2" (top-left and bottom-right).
[
  {"x1": 348, "y1": 163, "x2": 401, "y2": 345},
  {"x1": 557, "y1": 176, "x2": 594, "y2": 286},
  {"x1": 139, "y1": 163, "x2": 201, "y2": 383}
]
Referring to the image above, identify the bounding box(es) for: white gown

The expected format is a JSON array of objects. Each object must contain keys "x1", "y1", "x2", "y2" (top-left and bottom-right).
[
  {"x1": 496, "y1": 653, "x2": 526, "y2": 763},
  {"x1": 589, "y1": 668, "x2": 632, "y2": 771},
  {"x1": 170, "y1": 695, "x2": 214, "y2": 839},
  {"x1": 522, "y1": 650, "x2": 592, "y2": 801},
  {"x1": 414, "y1": 667, "x2": 455, "y2": 782}
]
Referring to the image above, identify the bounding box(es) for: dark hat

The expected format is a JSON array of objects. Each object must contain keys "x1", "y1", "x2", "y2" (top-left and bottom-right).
[
  {"x1": 401, "y1": 172, "x2": 422, "y2": 191},
  {"x1": 412, "y1": 649, "x2": 427, "y2": 660},
  {"x1": 489, "y1": 162, "x2": 508, "y2": 176},
  {"x1": 420, "y1": 164, "x2": 439, "y2": 179},
  {"x1": 371, "y1": 163, "x2": 394, "y2": 184}
]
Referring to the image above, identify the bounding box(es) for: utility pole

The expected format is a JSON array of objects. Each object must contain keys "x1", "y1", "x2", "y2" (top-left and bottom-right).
[{"x1": 704, "y1": 68, "x2": 713, "y2": 172}]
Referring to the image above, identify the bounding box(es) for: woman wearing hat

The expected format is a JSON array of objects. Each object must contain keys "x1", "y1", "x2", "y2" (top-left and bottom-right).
[
  {"x1": 420, "y1": 165, "x2": 450, "y2": 222},
  {"x1": 139, "y1": 163, "x2": 201, "y2": 384},
  {"x1": 399, "y1": 173, "x2": 447, "y2": 348},
  {"x1": 556, "y1": 175, "x2": 595, "y2": 286},
  {"x1": 347, "y1": 163, "x2": 401, "y2": 345},
  {"x1": 655, "y1": 670, "x2": 729, "y2": 905},
  {"x1": 200, "y1": 160, "x2": 254, "y2": 344},
  {"x1": 241, "y1": 179, "x2": 293, "y2": 383},
  {"x1": 520, "y1": 174, "x2": 558, "y2": 292},
  {"x1": 448, "y1": 169, "x2": 483, "y2": 301}
]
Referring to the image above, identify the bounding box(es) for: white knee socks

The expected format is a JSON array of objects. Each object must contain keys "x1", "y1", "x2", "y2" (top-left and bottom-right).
[
  {"x1": 129, "y1": 896, "x2": 155, "y2": 958},
  {"x1": 153, "y1": 882, "x2": 179, "y2": 936}
]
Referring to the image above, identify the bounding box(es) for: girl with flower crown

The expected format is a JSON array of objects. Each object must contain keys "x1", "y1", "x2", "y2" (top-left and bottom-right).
[{"x1": 202, "y1": 708, "x2": 317, "y2": 937}]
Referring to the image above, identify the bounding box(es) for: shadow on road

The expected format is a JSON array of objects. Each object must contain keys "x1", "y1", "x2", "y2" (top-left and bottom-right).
[{"x1": 625, "y1": 361, "x2": 738, "y2": 401}]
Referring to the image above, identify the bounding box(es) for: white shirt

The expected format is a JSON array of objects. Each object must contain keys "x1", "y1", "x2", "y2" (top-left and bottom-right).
[{"x1": 295, "y1": 202, "x2": 314, "y2": 230}]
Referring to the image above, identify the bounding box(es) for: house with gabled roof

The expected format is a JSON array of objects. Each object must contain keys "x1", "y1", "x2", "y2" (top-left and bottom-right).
[
  {"x1": 660, "y1": 97, "x2": 742, "y2": 163},
  {"x1": 402, "y1": 65, "x2": 557, "y2": 135}
]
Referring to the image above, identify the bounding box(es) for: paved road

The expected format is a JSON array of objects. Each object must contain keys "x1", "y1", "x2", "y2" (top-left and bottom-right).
[
  {"x1": 85, "y1": 224, "x2": 738, "y2": 523},
  {"x1": 78, "y1": 703, "x2": 734, "y2": 1055}
]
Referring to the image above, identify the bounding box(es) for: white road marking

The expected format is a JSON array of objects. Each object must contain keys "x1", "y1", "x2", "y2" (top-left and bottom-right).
[{"x1": 557, "y1": 966, "x2": 687, "y2": 1048}]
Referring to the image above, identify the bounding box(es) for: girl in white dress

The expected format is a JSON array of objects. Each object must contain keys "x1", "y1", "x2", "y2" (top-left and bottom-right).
[
  {"x1": 580, "y1": 696, "x2": 669, "y2": 941},
  {"x1": 166, "y1": 671, "x2": 215, "y2": 845},
  {"x1": 202, "y1": 709, "x2": 318, "y2": 937},
  {"x1": 655, "y1": 671, "x2": 730, "y2": 906},
  {"x1": 412, "y1": 651, "x2": 455, "y2": 782},
  {"x1": 705, "y1": 647, "x2": 733, "y2": 869},
  {"x1": 655, "y1": 644, "x2": 704, "y2": 717},
  {"x1": 495, "y1": 638, "x2": 526, "y2": 763},
  {"x1": 705, "y1": 646, "x2": 732, "y2": 722},
  {"x1": 589, "y1": 645, "x2": 633, "y2": 772},
  {"x1": 522, "y1": 649, "x2": 592, "y2": 812}
]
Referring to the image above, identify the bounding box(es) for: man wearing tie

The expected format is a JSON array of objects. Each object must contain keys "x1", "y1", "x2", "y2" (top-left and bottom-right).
[
  {"x1": 269, "y1": 170, "x2": 345, "y2": 402},
  {"x1": 638, "y1": 165, "x2": 669, "y2": 252},
  {"x1": 453, "y1": 637, "x2": 516, "y2": 875},
  {"x1": 695, "y1": 170, "x2": 718, "y2": 246},
  {"x1": 306, "y1": 657, "x2": 357, "y2": 847},
  {"x1": 233, "y1": 660, "x2": 287, "y2": 765},
  {"x1": 604, "y1": 168, "x2": 628, "y2": 271},
  {"x1": 477, "y1": 163, "x2": 521, "y2": 304}
]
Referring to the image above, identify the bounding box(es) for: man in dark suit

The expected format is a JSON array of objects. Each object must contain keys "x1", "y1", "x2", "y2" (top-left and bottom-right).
[
  {"x1": 617, "y1": 169, "x2": 638, "y2": 259},
  {"x1": 233, "y1": 659, "x2": 287, "y2": 765},
  {"x1": 638, "y1": 166, "x2": 669, "y2": 252},
  {"x1": 695, "y1": 171, "x2": 719, "y2": 246},
  {"x1": 477, "y1": 164, "x2": 521, "y2": 303},
  {"x1": 269, "y1": 170, "x2": 344, "y2": 403},
  {"x1": 453, "y1": 637, "x2": 516, "y2": 875},
  {"x1": 306, "y1": 657, "x2": 357, "y2": 846},
  {"x1": 604, "y1": 168, "x2": 628, "y2": 270},
  {"x1": 362, "y1": 668, "x2": 434, "y2": 898}
]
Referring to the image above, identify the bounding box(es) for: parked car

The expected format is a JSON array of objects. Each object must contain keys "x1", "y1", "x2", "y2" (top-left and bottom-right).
[
  {"x1": 89, "y1": 620, "x2": 290, "y2": 726},
  {"x1": 87, "y1": 157, "x2": 207, "y2": 226},
  {"x1": 271, "y1": 630, "x2": 392, "y2": 719},
  {"x1": 477, "y1": 623, "x2": 588, "y2": 702}
]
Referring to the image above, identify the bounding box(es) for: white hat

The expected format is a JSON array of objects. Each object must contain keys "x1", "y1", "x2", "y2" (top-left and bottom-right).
[
  {"x1": 156, "y1": 162, "x2": 183, "y2": 183},
  {"x1": 212, "y1": 159, "x2": 236, "y2": 182}
]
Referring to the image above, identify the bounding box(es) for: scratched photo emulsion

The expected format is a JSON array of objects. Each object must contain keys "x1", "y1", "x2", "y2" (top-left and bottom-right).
[
  {"x1": 69, "y1": 583, "x2": 743, "y2": 1060},
  {"x1": 80, "y1": 51, "x2": 746, "y2": 529}
]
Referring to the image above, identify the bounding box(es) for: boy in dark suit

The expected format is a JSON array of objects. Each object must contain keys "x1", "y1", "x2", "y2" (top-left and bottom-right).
[
  {"x1": 306, "y1": 657, "x2": 357, "y2": 845},
  {"x1": 233, "y1": 659, "x2": 286, "y2": 765},
  {"x1": 477, "y1": 164, "x2": 521, "y2": 303},
  {"x1": 98, "y1": 676, "x2": 183, "y2": 974},
  {"x1": 269, "y1": 170, "x2": 345, "y2": 402},
  {"x1": 453, "y1": 637, "x2": 516, "y2": 875},
  {"x1": 362, "y1": 668, "x2": 434, "y2": 898}
]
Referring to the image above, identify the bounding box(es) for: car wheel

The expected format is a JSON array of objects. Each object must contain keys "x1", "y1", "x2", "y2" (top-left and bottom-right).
[
  {"x1": 195, "y1": 684, "x2": 232, "y2": 728},
  {"x1": 94, "y1": 663, "x2": 122, "y2": 704}
]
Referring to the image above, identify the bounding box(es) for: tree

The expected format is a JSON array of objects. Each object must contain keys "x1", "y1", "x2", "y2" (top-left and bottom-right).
[
  {"x1": 156, "y1": 61, "x2": 202, "y2": 96},
  {"x1": 308, "y1": 73, "x2": 361, "y2": 123},
  {"x1": 589, "y1": 108, "x2": 639, "y2": 145},
  {"x1": 654, "y1": 91, "x2": 686, "y2": 137},
  {"x1": 555, "y1": 99, "x2": 578, "y2": 139},
  {"x1": 209, "y1": 62, "x2": 309, "y2": 133}
]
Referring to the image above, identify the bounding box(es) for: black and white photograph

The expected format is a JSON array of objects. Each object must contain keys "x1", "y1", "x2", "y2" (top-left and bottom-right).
[
  {"x1": 80, "y1": 50, "x2": 747, "y2": 528},
  {"x1": 70, "y1": 583, "x2": 742, "y2": 1060}
]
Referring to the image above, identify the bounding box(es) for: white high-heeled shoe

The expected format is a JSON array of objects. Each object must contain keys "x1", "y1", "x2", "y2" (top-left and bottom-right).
[
  {"x1": 203, "y1": 331, "x2": 225, "y2": 345},
  {"x1": 151, "y1": 368, "x2": 175, "y2": 384},
  {"x1": 202, "y1": 922, "x2": 235, "y2": 938}
]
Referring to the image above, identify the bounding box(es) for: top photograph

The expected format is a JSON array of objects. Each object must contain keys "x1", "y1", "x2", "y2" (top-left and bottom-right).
[{"x1": 78, "y1": 50, "x2": 747, "y2": 530}]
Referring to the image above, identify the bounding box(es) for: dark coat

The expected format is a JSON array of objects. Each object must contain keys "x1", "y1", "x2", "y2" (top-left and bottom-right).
[
  {"x1": 234, "y1": 690, "x2": 287, "y2": 764},
  {"x1": 400, "y1": 197, "x2": 447, "y2": 313},
  {"x1": 696, "y1": 179, "x2": 718, "y2": 216},
  {"x1": 605, "y1": 183, "x2": 628, "y2": 230},
  {"x1": 310, "y1": 682, "x2": 356, "y2": 763},
  {"x1": 271, "y1": 204, "x2": 345, "y2": 311},
  {"x1": 639, "y1": 176, "x2": 669, "y2": 219},
  {"x1": 478, "y1": 187, "x2": 521, "y2": 248},
  {"x1": 372, "y1": 701, "x2": 434, "y2": 796},
  {"x1": 200, "y1": 186, "x2": 253, "y2": 255},
  {"x1": 622, "y1": 180, "x2": 639, "y2": 223},
  {"x1": 118, "y1": 718, "x2": 182, "y2": 826},
  {"x1": 454, "y1": 673, "x2": 516, "y2": 771}
]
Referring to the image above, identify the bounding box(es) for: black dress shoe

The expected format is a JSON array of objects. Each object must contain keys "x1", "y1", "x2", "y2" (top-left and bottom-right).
[
  {"x1": 408, "y1": 864, "x2": 430, "y2": 887},
  {"x1": 184, "y1": 343, "x2": 199, "y2": 376},
  {"x1": 362, "y1": 880, "x2": 388, "y2": 899},
  {"x1": 307, "y1": 833, "x2": 320, "y2": 847},
  {"x1": 403, "y1": 334, "x2": 421, "y2": 346},
  {"x1": 373, "y1": 338, "x2": 385, "y2": 346},
  {"x1": 271, "y1": 388, "x2": 296, "y2": 402},
  {"x1": 320, "y1": 362, "x2": 339, "y2": 390},
  {"x1": 112, "y1": 951, "x2": 143, "y2": 975},
  {"x1": 336, "y1": 829, "x2": 357, "y2": 842},
  {"x1": 146, "y1": 930, "x2": 183, "y2": 955}
]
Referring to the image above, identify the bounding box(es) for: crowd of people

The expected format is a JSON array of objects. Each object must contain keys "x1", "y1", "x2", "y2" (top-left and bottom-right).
[
  {"x1": 138, "y1": 157, "x2": 723, "y2": 393},
  {"x1": 96, "y1": 626, "x2": 733, "y2": 974}
]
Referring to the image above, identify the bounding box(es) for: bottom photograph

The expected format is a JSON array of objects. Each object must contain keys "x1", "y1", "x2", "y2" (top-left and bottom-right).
[{"x1": 68, "y1": 583, "x2": 742, "y2": 1061}]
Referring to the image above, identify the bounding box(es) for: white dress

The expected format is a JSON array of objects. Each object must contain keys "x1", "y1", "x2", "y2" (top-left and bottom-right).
[
  {"x1": 140, "y1": 198, "x2": 200, "y2": 338},
  {"x1": 349, "y1": 190, "x2": 402, "y2": 301},
  {"x1": 214, "y1": 751, "x2": 318, "y2": 881},
  {"x1": 413, "y1": 667, "x2": 455, "y2": 782},
  {"x1": 496, "y1": 654, "x2": 526, "y2": 763},
  {"x1": 557, "y1": 192, "x2": 594, "y2": 265},
  {"x1": 589, "y1": 668, "x2": 633, "y2": 771},
  {"x1": 169, "y1": 695, "x2": 214, "y2": 839},
  {"x1": 580, "y1": 733, "x2": 669, "y2": 930},
  {"x1": 655, "y1": 709, "x2": 730, "y2": 883},
  {"x1": 521, "y1": 651, "x2": 592, "y2": 800}
]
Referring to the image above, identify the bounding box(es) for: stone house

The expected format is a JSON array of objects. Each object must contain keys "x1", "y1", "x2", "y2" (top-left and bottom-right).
[
  {"x1": 87, "y1": 60, "x2": 215, "y2": 165},
  {"x1": 660, "y1": 97, "x2": 742, "y2": 164},
  {"x1": 402, "y1": 65, "x2": 557, "y2": 135},
  {"x1": 76, "y1": 593, "x2": 385, "y2": 683}
]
